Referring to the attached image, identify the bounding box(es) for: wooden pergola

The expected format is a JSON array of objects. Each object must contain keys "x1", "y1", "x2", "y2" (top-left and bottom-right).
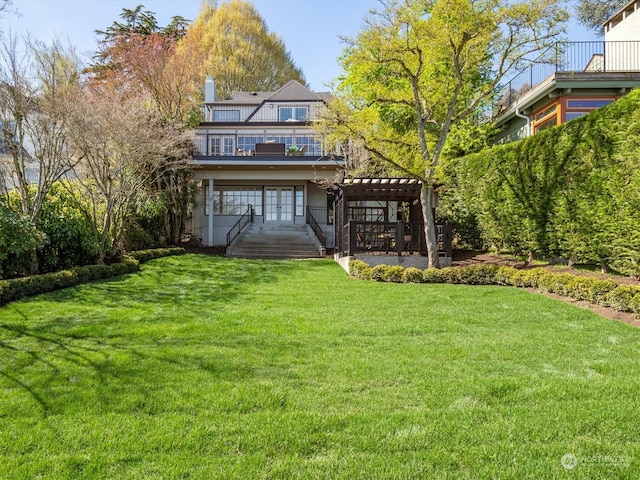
[{"x1": 330, "y1": 177, "x2": 451, "y2": 258}]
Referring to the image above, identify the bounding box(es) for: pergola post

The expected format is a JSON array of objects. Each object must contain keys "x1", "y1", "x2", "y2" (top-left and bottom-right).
[{"x1": 348, "y1": 220, "x2": 357, "y2": 256}]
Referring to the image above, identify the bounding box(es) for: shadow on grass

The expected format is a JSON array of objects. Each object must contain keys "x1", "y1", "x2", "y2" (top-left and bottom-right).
[{"x1": 0, "y1": 255, "x2": 301, "y2": 417}]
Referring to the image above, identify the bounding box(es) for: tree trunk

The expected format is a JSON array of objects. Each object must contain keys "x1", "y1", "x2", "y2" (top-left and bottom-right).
[{"x1": 420, "y1": 185, "x2": 439, "y2": 269}]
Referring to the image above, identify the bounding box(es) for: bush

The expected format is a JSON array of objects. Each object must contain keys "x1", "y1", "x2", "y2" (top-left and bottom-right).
[
  {"x1": 348, "y1": 260, "x2": 371, "y2": 279},
  {"x1": 402, "y1": 267, "x2": 424, "y2": 283},
  {"x1": 382, "y1": 265, "x2": 405, "y2": 283},
  {"x1": 127, "y1": 247, "x2": 185, "y2": 263},
  {"x1": 630, "y1": 293, "x2": 640, "y2": 319},
  {"x1": 34, "y1": 183, "x2": 99, "y2": 273},
  {"x1": 588, "y1": 279, "x2": 619, "y2": 306},
  {"x1": 0, "y1": 256, "x2": 143, "y2": 307},
  {"x1": 439, "y1": 267, "x2": 461, "y2": 284},
  {"x1": 521, "y1": 268, "x2": 554, "y2": 290},
  {"x1": 123, "y1": 198, "x2": 168, "y2": 251},
  {"x1": 422, "y1": 268, "x2": 444, "y2": 283},
  {"x1": 345, "y1": 261, "x2": 640, "y2": 320},
  {"x1": 371, "y1": 264, "x2": 389, "y2": 282},
  {"x1": 605, "y1": 286, "x2": 640, "y2": 312},
  {"x1": 0, "y1": 200, "x2": 46, "y2": 279},
  {"x1": 457, "y1": 264, "x2": 499, "y2": 285},
  {"x1": 494, "y1": 266, "x2": 520, "y2": 286}
]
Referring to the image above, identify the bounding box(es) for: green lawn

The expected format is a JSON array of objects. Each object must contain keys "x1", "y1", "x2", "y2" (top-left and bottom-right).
[{"x1": 1, "y1": 255, "x2": 639, "y2": 479}]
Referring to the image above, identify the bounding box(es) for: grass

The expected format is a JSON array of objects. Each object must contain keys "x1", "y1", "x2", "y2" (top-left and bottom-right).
[{"x1": 1, "y1": 254, "x2": 640, "y2": 479}]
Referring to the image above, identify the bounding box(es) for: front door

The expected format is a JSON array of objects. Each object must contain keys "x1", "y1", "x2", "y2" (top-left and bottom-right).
[{"x1": 265, "y1": 187, "x2": 293, "y2": 223}]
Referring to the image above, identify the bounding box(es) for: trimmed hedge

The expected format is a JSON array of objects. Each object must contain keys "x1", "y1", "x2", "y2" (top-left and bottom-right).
[
  {"x1": 348, "y1": 261, "x2": 640, "y2": 319},
  {"x1": 0, "y1": 247, "x2": 185, "y2": 307},
  {"x1": 126, "y1": 247, "x2": 185, "y2": 263}
]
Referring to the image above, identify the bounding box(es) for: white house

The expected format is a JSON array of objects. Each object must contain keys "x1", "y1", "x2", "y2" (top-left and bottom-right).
[{"x1": 189, "y1": 79, "x2": 344, "y2": 256}]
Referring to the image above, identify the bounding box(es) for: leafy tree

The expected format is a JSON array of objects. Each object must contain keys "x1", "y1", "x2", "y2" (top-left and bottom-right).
[
  {"x1": 0, "y1": 35, "x2": 80, "y2": 223},
  {"x1": 183, "y1": 0, "x2": 306, "y2": 99},
  {"x1": 88, "y1": 6, "x2": 199, "y2": 246},
  {"x1": 0, "y1": 35, "x2": 81, "y2": 273},
  {"x1": 66, "y1": 87, "x2": 191, "y2": 260},
  {"x1": 88, "y1": 5, "x2": 197, "y2": 124},
  {"x1": 575, "y1": 0, "x2": 627, "y2": 34},
  {"x1": 325, "y1": 0, "x2": 567, "y2": 267}
]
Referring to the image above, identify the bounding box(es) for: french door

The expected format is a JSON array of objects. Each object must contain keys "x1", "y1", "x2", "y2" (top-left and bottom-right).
[{"x1": 265, "y1": 187, "x2": 293, "y2": 223}]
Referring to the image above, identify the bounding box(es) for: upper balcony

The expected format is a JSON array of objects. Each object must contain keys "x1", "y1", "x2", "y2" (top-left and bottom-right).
[
  {"x1": 495, "y1": 41, "x2": 640, "y2": 115},
  {"x1": 202, "y1": 102, "x2": 325, "y2": 124}
]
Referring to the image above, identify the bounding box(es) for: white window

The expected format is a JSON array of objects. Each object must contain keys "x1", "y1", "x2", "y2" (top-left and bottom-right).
[
  {"x1": 205, "y1": 186, "x2": 263, "y2": 215},
  {"x1": 279, "y1": 106, "x2": 308, "y2": 122},
  {"x1": 213, "y1": 110, "x2": 240, "y2": 122},
  {"x1": 208, "y1": 135, "x2": 235, "y2": 155}
]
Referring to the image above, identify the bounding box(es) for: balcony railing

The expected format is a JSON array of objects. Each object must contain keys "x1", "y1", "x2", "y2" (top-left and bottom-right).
[
  {"x1": 192, "y1": 135, "x2": 322, "y2": 157},
  {"x1": 496, "y1": 41, "x2": 640, "y2": 113}
]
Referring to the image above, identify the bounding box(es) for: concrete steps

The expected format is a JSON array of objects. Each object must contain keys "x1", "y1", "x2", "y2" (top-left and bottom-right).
[{"x1": 227, "y1": 224, "x2": 324, "y2": 259}]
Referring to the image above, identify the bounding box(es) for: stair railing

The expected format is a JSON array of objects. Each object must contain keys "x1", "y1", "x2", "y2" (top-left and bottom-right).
[
  {"x1": 306, "y1": 206, "x2": 326, "y2": 248},
  {"x1": 226, "y1": 204, "x2": 254, "y2": 246}
]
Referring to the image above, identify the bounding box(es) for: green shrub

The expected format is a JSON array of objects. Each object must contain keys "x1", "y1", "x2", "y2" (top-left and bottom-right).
[
  {"x1": 439, "y1": 267, "x2": 461, "y2": 284},
  {"x1": 457, "y1": 264, "x2": 499, "y2": 285},
  {"x1": 541, "y1": 273, "x2": 574, "y2": 296},
  {"x1": 359, "y1": 265, "x2": 373, "y2": 280},
  {"x1": 382, "y1": 265, "x2": 405, "y2": 283},
  {"x1": 588, "y1": 279, "x2": 619, "y2": 306},
  {"x1": 630, "y1": 293, "x2": 640, "y2": 319},
  {"x1": 520, "y1": 268, "x2": 553, "y2": 290},
  {"x1": 0, "y1": 257, "x2": 143, "y2": 306},
  {"x1": 35, "y1": 183, "x2": 99, "y2": 273},
  {"x1": 371, "y1": 264, "x2": 389, "y2": 282},
  {"x1": 422, "y1": 268, "x2": 444, "y2": 283},
  {"x1": 349, "y1": 260, "x2": 370, "y2": 278},
  {"x1": 0, "y1": 200, "x2": 46, "y2": 279},
  {"x1": 494, "y1": 266, "x2": 519, "y2": 286},
  {"x1": 606, "y1": 286, "x2": 640, "y2": 312},
  {"x1": 73, "y1": 266, "x2": 93, "y2": 284},
  {"x1": 128, "y1": 247, "x2": 185, "y2": 263},
  {"x1": 402, "y1": 267, "x2": 424, "y2": 283}
]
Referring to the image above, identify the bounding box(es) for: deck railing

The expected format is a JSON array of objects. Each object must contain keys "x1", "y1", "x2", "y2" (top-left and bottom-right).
[
  {"x1": 226, "y1": 205, "x2": 254, "y2": 246},
  {"x1": 341, "y1": 221, "x2": 452, "y2": 258},
  {"x1": 496, "y1": 41, "x2": 640, "y2": 113}
]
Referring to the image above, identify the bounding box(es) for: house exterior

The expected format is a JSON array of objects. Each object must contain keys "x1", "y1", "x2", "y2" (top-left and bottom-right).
[
  {"x1": 189, "y1": 79, "x2": 344, "y2": 251},
  {"x1": 494, "y1": 0, "x2": 640, "y2": 143},
  {"x1": 0, "y1": 139, "x2": 38, "y2": 195}
]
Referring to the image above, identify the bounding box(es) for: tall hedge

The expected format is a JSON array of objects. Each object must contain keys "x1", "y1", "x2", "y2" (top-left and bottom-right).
[{"x1": 452, "y1": 88, "x2": 640, "y2": 276}]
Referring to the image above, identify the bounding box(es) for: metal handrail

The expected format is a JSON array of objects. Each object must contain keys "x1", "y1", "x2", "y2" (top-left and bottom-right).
[
  {"x1": 306, "y1": 206, "x2": 326, "y2": 248},
  {"x1": 226, "y1": 204, "x2": 254, "y2": 246},
  {"x1": 495, "y1": 40, "x2": 640, "y2": 114}
]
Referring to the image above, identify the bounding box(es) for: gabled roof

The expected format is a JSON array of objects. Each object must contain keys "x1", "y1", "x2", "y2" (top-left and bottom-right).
[
  {"x1": 268, "y1": 80, "x2": 325, "y2": 102},
  {"x1": 211, "y1": 80, "x2": 330, "y2": 106},
  {"x1": 216, "y1": 91, "x2": 271, "y2": 106}
]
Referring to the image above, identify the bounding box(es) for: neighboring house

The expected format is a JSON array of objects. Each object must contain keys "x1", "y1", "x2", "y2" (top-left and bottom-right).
[
  {"x1": 494, "y1": 0, "x2": 640, "y2": 143},
  {"x1": 0, "y1": 138, "x2": 38, "y2": 194},
  {"x1": 190, "y1": 78, "x2": 344, "y2": 252}
]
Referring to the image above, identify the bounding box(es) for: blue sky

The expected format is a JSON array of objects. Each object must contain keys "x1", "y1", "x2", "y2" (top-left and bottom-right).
[{"x1": 3, "y1": 0, "x2": 597, "y2": 92}]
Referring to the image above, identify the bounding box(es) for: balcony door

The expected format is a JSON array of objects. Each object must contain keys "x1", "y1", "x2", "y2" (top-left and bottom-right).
[{"x1": 265, "y1": 187, "x2": 293, "y2": 223}]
